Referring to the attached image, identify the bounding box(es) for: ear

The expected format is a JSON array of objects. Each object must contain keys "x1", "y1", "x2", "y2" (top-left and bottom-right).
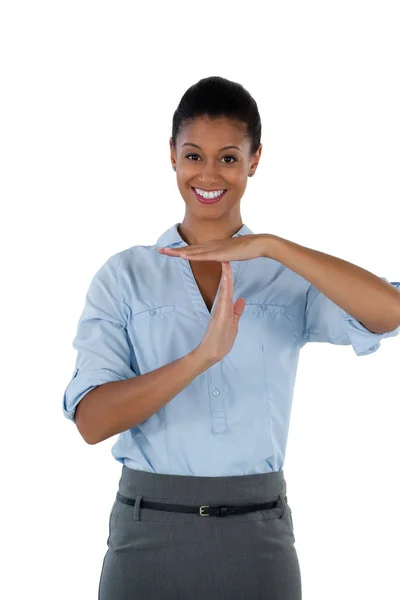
[{"x1": 169, "y1": 138, "x2": 176, "y2": 169}]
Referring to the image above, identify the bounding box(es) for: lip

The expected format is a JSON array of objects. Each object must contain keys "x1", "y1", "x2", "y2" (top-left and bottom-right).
[{"x1": 191, "y1": 187, "x2": 227, "y2": 204}]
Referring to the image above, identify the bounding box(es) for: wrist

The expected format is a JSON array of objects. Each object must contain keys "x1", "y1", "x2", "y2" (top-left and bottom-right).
[
  {"x1": 258, "y1": 233, "x2": 279, "y2": 259},
  {"x1": 189, "y1": 346, "x2": 217, "y2": 372}
]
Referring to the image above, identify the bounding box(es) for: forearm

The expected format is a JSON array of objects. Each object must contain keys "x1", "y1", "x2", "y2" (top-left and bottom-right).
[
  {"x1": 75, "y1": 348, "x2": 215, "y2": 445},
  {"x1": 263, "y1": 235, "x2": 400, "y2": 334}
]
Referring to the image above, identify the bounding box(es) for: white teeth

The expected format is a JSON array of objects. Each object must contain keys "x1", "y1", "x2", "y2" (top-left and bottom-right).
[{"x1": 194, "y1": 188, "x2": 225, "y2": 199}]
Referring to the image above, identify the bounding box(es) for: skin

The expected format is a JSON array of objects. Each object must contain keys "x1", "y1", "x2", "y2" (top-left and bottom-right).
[{"x1": 169, "y1": 115, "x2": 262, "y2": 246}]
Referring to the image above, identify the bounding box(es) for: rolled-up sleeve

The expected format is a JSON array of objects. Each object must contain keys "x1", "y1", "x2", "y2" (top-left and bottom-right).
[
  {"x1": 62, "y1": 253, "x2": 138, "y2": 422},
  {"x1": 303, "y1": 278, "x2": 400, "y2": 356}
]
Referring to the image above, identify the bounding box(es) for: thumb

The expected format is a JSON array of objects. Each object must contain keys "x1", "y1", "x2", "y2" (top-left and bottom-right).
[{"x1": 233, "y1": 297, "x2": 246, "y2": 323}]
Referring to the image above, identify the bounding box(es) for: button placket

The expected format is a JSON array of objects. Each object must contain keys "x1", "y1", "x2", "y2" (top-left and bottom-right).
[{"x1": 209, "y1": 369, "x2": 227, "y2": 434}]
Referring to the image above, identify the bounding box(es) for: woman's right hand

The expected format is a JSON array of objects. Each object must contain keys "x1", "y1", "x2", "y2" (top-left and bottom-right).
[{"x1": 196, "y1": 261, "x2": 246, "y2": 365}]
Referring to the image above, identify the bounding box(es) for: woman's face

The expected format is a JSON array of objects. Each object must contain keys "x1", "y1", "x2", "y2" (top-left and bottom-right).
[{"x1": 170, "y1": 116, "x2": 261, "y2": 217}]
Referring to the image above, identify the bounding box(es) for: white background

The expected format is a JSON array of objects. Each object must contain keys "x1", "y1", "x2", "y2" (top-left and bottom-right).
[{"x1": 1, "y1": 1, "x2": 399, "y2": 598}]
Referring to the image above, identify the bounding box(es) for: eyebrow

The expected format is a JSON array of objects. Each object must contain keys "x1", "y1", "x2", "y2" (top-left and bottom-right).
[{"x1": 181, "y1": 143, "x2": 242, "y2": 153}]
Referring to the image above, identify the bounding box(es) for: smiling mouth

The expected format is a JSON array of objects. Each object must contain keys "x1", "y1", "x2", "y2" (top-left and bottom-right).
[
  {"x1": 191, "y1": 187, "x2": 227, "y2": 192},
  {"x1": 191, "y1": 188, "x2": 227, "y2": 204}
]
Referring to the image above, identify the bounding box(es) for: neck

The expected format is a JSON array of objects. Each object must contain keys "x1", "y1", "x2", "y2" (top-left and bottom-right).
[{"x1": 178, "y1": 214, "x2": 243, "y2": 246}]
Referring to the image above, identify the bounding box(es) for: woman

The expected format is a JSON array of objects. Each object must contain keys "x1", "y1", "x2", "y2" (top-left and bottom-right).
[{"x1": 62, "y1": 76, "x2": 400, "y2": 599}]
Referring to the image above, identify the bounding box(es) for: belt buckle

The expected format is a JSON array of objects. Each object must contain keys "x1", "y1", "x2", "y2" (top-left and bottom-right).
[{"x1": 199, "y1": 505, "x2": 209, "y2": 517}]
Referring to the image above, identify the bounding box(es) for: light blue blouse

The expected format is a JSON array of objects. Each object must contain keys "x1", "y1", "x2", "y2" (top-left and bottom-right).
[{"x1": 62, "y1": 222, "x2": 400, "y2": 475}]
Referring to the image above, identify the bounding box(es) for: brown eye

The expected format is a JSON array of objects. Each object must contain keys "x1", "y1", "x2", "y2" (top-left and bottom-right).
[{"x1": 185, "y1": 154, "x2": 237, "y2": 163}]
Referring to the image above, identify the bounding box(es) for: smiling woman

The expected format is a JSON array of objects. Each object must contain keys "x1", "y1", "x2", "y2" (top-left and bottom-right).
[
  {"x1": 67, "y1": 74, "x2": 399, "y2": 600},
  {"x1": 62, "y1": 76, "x2": 303, "y2": 600},
  {"x1": 169, "y1": 76, "x2": 262, "y2": 249}
]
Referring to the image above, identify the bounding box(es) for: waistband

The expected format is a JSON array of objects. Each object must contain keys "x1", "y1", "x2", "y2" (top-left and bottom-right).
[{"x1": 117, "y1": 465, "x2": 287, "y2": 505}]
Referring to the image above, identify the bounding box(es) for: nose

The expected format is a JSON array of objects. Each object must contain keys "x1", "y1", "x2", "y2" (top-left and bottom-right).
[{"x1": 197, "y1": 162, "x2": 223, "y2": 185}]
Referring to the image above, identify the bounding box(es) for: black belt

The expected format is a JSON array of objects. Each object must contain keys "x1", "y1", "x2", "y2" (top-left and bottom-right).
[{"x1": 116, "y1": 491, "x2": 286, "y2": 518}]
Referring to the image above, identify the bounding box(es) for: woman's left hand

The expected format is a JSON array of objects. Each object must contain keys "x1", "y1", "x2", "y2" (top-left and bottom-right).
[{"x1": 157, "y1": 233, "x2": 271, "y2": 262}]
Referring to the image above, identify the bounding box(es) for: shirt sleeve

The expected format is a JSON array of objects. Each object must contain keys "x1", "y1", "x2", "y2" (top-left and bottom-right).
[
  {"x1": 303, "y1": 278, "x2": 400, "y2": 357},
  {"x1": 62, "y1": 253, "x2": 138, "y2": 422}
]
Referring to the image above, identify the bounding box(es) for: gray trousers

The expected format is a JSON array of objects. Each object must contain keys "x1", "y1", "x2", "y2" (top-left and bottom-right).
[{"x1": 98, "y1": 465, "x2": 302, "y2": 599}]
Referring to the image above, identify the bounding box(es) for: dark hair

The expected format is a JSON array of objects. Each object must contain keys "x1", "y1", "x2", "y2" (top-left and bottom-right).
[{"x1": 171, "y1": 76, "x2": 261, "y2": 157}]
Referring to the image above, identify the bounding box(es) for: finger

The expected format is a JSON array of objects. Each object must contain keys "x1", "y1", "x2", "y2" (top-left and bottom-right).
[
  {"x1": 172, "y1": 248, "x2": 211, "y2": 259},
  {"x1": 214, "y1": 264, "x2": 231, "y2": 315},
  {"x1": 184, "y1": 255, "x2": 216, "y2": 261},
  {"x1": 226, "y1": 262, "x2": 234, "y2": 296},
  {"x1": 159, "y1": 247, "x2": 193, "y2": 256},
  {"x1": 222, "y1": 261, "x2": 232, "y2": 278},
  {"x1": 162, "y1": 246, "x2": 199, "y2": 254},
  {"x1": 218, "y1": 263, "x2": 226, "y2": 292},
  {"x1": 182, "y1": 251, "x2": 215, "y2": 259},
  {"x1": 158, "y1": 247, "x2": 177, "y2": 254},
  {"x1": 183, "y1": 248, "x2": 210, "y2": 255},
  {"x1": 221, "y1": 262, "x2": 233, "y2": 295}
]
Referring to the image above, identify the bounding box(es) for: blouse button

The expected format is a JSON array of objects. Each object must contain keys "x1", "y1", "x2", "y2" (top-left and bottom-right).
[
  {"x1": 212, "y1": 389, "x2": 220, "y2": 396},
  {"x1": 149, "y1": 309, "x2": 156, "y2": 316}
]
